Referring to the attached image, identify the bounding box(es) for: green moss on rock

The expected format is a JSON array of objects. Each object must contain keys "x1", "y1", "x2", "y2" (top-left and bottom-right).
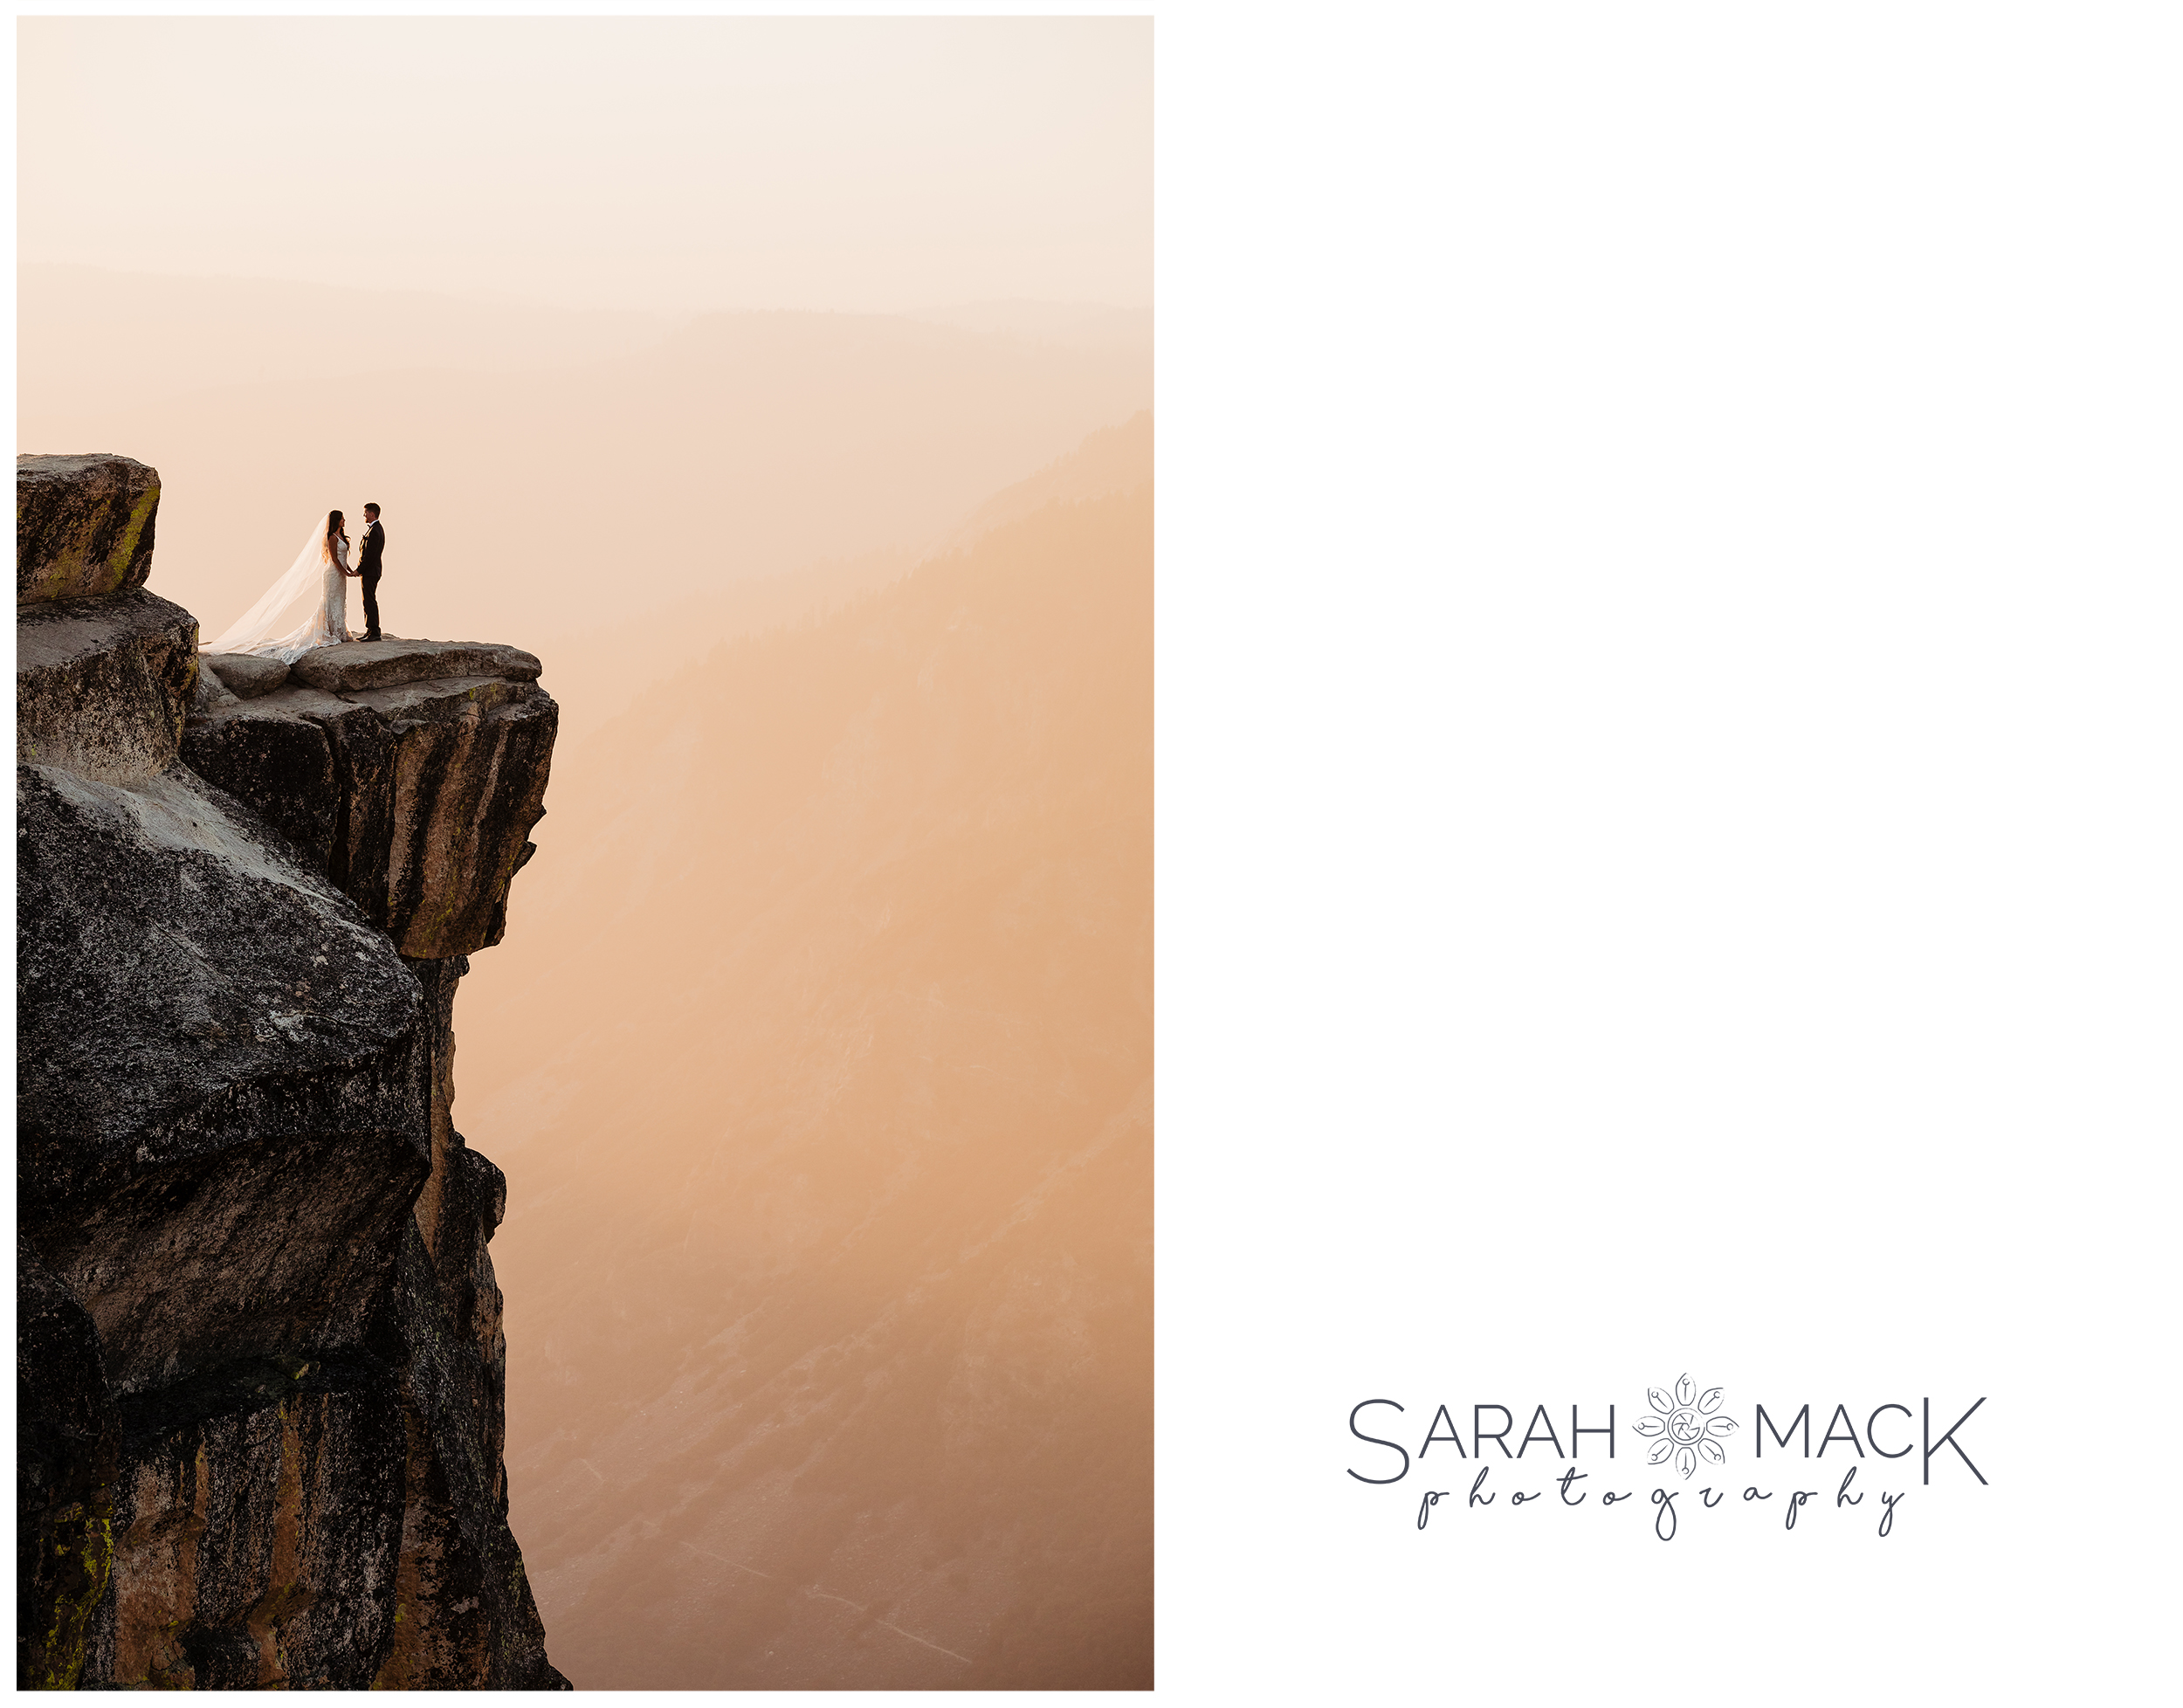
[{"x1": 24, "y1": 1498, "x2": 112, "y2": 1691}]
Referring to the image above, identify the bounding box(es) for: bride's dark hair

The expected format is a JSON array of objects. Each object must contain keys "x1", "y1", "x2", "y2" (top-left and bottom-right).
[{"x1": 323, "y1": 509, "x2": 348, "y2": 560}]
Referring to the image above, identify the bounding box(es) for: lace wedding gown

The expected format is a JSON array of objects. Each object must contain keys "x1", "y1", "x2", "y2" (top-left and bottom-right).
[{"x1": 199, "y1": 519, "x2": 355, "y2": 659}]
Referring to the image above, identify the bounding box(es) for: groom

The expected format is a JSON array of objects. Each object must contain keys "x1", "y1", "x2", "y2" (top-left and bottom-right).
[{"x1": 357, "y1": 502, "x2": 386, "y2": 642}]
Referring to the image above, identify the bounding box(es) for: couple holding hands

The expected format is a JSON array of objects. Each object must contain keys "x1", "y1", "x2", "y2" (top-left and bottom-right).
[{"x1": 201, "y1": 502, "x2": 389, "y2": 659}]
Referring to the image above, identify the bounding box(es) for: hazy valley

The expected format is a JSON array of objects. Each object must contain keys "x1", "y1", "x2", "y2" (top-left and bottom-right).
[{"x1": 461, "y1": 462, "x2": 1153, "y2": 1686}]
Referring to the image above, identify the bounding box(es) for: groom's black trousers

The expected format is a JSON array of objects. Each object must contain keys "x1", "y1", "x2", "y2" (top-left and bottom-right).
[{"x1": 361, "y1": 569, "x2": 382, "y2": 640}]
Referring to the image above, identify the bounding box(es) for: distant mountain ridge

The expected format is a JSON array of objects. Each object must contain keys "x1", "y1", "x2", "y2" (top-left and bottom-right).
[
  {"x1": 926, "y1": 410, "x2": 1151, "y2": 558},
  {"x1": 526, "y1": 410, "x2": 1153, "y2": 736},
  {"x1": 899, "y1": 300, "x2": 1152, "y2": 348},
  {"x1": 18, "y1": 263, "x2": 677, "y2": 403},
  {"x1": 20, "y1": 286, "x2": 1151, "y2": 658}
]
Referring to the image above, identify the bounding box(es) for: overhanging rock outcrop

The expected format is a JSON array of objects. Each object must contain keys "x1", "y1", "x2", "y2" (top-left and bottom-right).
[
  {"x1": 17, "y1": 453, "x2": 567, "y2": 1690},
  {"x1": 188, "y1": 644, "x2": 555, "y2": 958}
]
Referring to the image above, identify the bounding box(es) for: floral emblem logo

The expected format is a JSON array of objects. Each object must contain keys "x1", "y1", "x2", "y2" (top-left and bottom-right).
[{"x1": 1636, "y1": 1373, "x2": 1736, "y2": 1478}]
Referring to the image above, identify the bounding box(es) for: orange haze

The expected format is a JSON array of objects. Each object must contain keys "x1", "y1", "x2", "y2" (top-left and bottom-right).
[{"x1": 463, "y1": 459, "x2": 1153, "y2": 1686}]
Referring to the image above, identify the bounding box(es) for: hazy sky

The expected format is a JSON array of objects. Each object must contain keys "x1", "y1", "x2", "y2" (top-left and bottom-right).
[{"x1": 19, "y1": 17, "x2": 1150, "y2": 314}]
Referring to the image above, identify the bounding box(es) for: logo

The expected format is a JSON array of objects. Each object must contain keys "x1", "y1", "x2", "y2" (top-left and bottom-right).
[
  {"x1": 1346, "y1": 1376, "x2": 1987, "y2": 1541},
  {"x1": 1637, "y1": 1372, "x2": 1735, "y2": 1478}
]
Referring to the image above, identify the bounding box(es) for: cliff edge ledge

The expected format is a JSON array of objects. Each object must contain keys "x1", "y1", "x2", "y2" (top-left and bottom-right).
[{"x1": 17, "y1": 451, "x2": 569, "y2": 1690}]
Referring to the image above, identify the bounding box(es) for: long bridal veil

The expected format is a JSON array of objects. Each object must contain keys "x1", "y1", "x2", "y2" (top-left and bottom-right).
[{"x1": 199, "y1": 520, "x2": 335, "y2": 657}]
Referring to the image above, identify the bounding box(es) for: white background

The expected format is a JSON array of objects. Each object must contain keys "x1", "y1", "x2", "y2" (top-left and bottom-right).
[{"x1": 1159, "y1": 4, "x2": 2177, "y2": 1703}]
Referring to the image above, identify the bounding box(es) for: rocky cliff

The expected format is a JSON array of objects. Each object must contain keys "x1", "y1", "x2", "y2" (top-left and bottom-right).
[{"x1": 17, "y1": 453, "x2": 568, "y2": 1690}]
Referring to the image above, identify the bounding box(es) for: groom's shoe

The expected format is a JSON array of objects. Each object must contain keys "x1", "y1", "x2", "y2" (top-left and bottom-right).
[{"x1": 364, "y1": 630, "x2": 382, "y2": 642}]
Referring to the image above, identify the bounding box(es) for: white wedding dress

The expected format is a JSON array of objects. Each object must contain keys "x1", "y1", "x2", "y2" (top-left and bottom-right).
[{"x1": 199, "y1": 519, "x2": 355, "y2": 659}]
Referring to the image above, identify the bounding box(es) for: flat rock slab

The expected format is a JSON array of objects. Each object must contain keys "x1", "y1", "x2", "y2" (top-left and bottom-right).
[
  {"x1": 287, "y1": 638, "x2": 541, "y2": 692},
  {"x1": 17, "y1": 454, "x2": 162, "y2": 606},
  {"x1": 200, "y1": 651, "x2": 289, "y2": 699},
  {"x1": 19, "y1": 589, "x2": 200, "y2": 784}
]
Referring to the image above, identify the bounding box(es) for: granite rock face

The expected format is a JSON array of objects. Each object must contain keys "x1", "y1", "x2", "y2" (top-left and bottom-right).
[
  {"x1": 183, "y1": 665, "x2": 556, "y2": 959},
  {"x1": 17, "y1": 454, "x2": 162, "y2": 606},
  {"x1": 18, "y1": 761, "x2": 430, "y2": 1395},
  {"x1": 18, "y1": 589, "x2": 200, "y2": 784},
  {"x1": 94, "y1": 1358, "x2": 410, "y2": 1689},
  {"x1": 200, "y1": 652, "x2": 289, "y2": 700},
  {"x1": 190, "y1": 659, "x2": 243, "y2": 717},
  {"x1": 17, "y1": 454, "x2": 566, "y2": 1690}
]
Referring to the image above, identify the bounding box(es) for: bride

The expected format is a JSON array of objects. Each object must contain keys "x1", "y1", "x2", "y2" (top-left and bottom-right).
[{"x1": 198, "y1": 510, "x2": 362, "y2": 659}]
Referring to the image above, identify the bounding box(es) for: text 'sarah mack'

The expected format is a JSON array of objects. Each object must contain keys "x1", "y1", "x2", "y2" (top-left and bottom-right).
[
  {"x1": 1347, "y1": 1397, "x2": 1989, "y2": 1484},
  {"x1": 17, "y1": 452, "x2": 571, "y2": 1691}
]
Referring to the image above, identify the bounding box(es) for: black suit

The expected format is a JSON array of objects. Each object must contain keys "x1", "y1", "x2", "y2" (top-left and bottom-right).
[{"x1": 358, "y1": 520, "x2": 385, "y2": 640}]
